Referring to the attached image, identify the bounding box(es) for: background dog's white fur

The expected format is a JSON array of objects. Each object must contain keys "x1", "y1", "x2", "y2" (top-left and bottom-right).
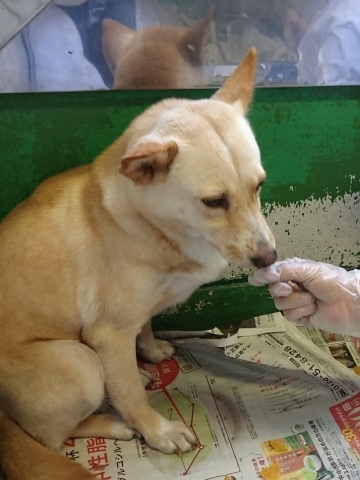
[{"x1": 0, "y1": 48, "x2": 276, "y2": 480}]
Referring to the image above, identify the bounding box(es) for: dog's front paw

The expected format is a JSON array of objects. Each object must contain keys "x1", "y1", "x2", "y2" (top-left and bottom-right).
[
  {"x1": 138, "y1": 339, "x2": 175, "y2": 364},
  {"x1": 145, "y1": 417, "x2": 197, "y2": 454}
]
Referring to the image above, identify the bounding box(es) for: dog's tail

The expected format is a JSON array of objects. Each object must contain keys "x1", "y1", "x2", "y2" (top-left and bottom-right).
[{"x1": 0, "y1": 412, "x2": 94, "y2": 480}]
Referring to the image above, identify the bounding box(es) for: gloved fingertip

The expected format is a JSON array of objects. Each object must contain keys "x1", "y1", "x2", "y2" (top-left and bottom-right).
[
  {"x1": 284, "y1": 315, "x2": 310, "y2": 327},
  {"x1": 248, "y1": 263, "x2": 282, "y2": 286},
  {"x1": 247, "y1": 273, "x2": 263, "y2": 286},
  {"x1": 269, "y1": 282, "x2": 293, "y2": 297}
]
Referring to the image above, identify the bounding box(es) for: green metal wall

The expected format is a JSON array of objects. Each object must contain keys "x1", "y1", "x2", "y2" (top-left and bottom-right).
[{"x1": 1, "y1": 86, "x2": 359, "y2": 329}]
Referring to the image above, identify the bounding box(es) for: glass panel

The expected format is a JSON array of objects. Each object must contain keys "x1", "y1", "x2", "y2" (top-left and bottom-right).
[
  {"x1": 0, "y1": 0, "x2": 359, "y2": 93},
  {"x1": 0, "y1": 0, "x2": 52, "y2": 49}
]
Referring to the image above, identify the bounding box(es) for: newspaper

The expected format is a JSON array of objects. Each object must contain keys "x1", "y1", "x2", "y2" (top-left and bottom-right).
[
  {"x1": 60, "y1": 313, "x2": 360, "y2": 480},
  {"x1": 295, "y1": 326, "x2": 360, "y2": 371}
]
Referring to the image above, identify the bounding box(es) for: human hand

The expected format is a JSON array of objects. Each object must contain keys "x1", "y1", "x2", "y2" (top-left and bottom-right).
[{"x1": 248, "y1": 258, "x2": 360, "y2": 336}]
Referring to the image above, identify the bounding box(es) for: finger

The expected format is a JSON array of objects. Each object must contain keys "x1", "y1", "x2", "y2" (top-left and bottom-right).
[
  {"x1": 268, "y1": 282, "x2": 293, "y2": 297},
  {"x1": 282, "y1": 302, "x2": 317, "y2": 321},
  {"x1": 248, "y1": 263, "x2": 282, "y2": 286},
  {"x1": 248, "y1": 258, "x2": 314, "y2": 287},
  {"x1": 273, "y1": 290, "x2": 316, "y2": 310},
  {"x1": 291, "y1": 316, "x2": 311, "y2": 326},
  {"x1": 298, "y1": 318, "x2": 318, "y2": 330},
  {"x1": 274, "y1": 258, "x2": 319, "y2": 285}
]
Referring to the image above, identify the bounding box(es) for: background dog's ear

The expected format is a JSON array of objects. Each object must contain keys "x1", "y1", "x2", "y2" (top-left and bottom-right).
[
  {"x1": 102, "y1": 19, "x2": 136, "y2": 74},
  {"x1": 212, "y1": 48, "x2": 257, "y2": 114},
  {"x1": 119, "y1": 140, "x2": 178, "y2": 185},
  {"x1": 179, "y1": 6, "x2": 214, "y2": 66}
]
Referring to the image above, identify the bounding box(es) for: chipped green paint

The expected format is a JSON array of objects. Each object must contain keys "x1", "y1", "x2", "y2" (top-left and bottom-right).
[
  {"x1": 0, "y1": 86, "x2": 359, "y2": 329},
  {"x1": 153, "y1": 282, "x2": 276, "y2": 331},
  {"x1": 263, "y1": 192, "x2": 360, "y2": 270}
]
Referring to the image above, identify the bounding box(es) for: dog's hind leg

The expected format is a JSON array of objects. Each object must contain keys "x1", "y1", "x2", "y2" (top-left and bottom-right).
[
  {"x1": 71, "y1": 414, "x2": 136, "y2": 440},
  {"x1": 3, "y1": 339, "x2": 105, "y2": 451}
]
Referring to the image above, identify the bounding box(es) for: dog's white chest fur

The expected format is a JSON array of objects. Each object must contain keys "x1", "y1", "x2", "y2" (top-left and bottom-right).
[{"x1": 158, "y1": 240, "x2": 228, "y2": 311}]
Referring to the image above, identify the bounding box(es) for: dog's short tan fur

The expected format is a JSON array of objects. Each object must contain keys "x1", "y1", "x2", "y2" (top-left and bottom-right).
[
  {"x1": 102, "y1": 8, "x2": 213, "y2": 89},
  {"x1": 0, "y1": 49, "x2": 276, "y2": 480}
]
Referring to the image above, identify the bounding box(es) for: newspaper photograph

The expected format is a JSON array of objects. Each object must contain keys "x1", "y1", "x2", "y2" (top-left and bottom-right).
[
  {"x1": 60, "y1": 315, "x2": 360, "y2": 480},
  {"x1": 296, "y1": 326, "x2": 360, "y2": 371}
]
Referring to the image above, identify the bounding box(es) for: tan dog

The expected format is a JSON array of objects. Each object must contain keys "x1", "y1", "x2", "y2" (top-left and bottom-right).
[
  {"x1": 102, "y1": 8, "x2": 213, "y2": 89},
  {"x1": 0, "y1": 48, "x2": 276, "y2": 480}
]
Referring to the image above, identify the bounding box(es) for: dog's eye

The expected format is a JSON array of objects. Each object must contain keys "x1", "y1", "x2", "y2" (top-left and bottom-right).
[
  {"x1": 256, "y1": 180, "x2": 264, "y2": 193},
  {"x1": 202, "y1": 196, "x2": 229, "y2": 210}
]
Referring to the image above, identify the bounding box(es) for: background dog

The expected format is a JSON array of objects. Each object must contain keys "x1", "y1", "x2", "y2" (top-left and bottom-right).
[
  {"x1": 102, "y1": 8, "x2": 214, "y2": 89},
  {"x1": 0, "y1": 48, "x2": 276, "y2": 480}
]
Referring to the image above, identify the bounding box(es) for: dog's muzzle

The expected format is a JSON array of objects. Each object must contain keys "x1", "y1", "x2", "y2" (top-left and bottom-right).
[{"x1": 251, "y1": 248, "x2": 278, "y2": 269}]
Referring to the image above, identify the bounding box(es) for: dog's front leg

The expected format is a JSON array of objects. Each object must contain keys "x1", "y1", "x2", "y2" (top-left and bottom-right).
[
  {"x1": 137, "y1": 320, "x2": 175, "y2": 364},
  {"x1": 85, "y1": 322, "x2": 196, "y2": 454}
]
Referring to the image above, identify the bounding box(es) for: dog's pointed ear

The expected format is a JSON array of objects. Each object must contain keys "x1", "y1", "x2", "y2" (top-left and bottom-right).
[
  {"x1": 102, "y1": 19, "x2": 136, "y2": 74},
  {"x1": 119, "y1": 140, "x2": 179, "y2": 185},
  {"x1": 179, "y1": 6, "x2": 214, "y2": 65},
  {"x1": 212, "y1": 48, "x2": 257, "y2": 114}
]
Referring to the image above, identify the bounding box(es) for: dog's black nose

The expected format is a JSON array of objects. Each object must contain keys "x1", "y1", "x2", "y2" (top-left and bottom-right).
[{"x1": 251, "y1": 249, "x2": 277, "y2": 269}]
